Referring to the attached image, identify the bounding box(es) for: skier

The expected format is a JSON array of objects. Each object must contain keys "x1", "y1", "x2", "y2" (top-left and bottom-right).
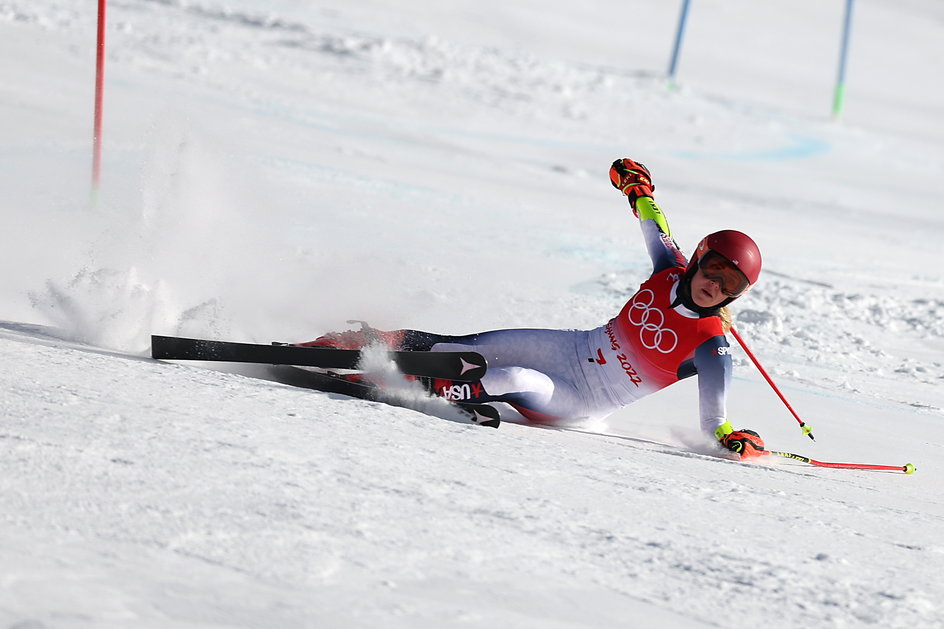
[{"x1": 308, "y1": 159, "x2": 766, "y2": 459}]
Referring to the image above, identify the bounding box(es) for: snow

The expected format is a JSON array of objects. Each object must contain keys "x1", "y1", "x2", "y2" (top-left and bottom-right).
[{"x1": 2, "y1": 0, "x2": 943, "y2": 627}]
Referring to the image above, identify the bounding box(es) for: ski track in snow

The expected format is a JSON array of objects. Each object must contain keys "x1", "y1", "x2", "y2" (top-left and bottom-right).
[{"x1": 2, "y1": 0, "x2": 944, "y2": 627}]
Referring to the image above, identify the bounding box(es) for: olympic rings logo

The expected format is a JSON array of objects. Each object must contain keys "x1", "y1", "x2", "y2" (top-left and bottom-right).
[{"x1": 626, "y1": 289, "x2": 678, "y2": 354}]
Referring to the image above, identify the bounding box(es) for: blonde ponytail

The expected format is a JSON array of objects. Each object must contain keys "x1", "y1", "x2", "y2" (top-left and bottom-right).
[{"x1": 719, "y1": 306, "x2": 733, "y2": 333}]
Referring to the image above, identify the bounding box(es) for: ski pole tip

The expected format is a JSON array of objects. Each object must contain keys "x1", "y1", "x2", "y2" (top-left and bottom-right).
[
  {"x1": 801, "y1": 423, "x2": 814, "y2": 440},
  {"x1": 904, "y1": 463, "x2": 916, "y2": 475}
]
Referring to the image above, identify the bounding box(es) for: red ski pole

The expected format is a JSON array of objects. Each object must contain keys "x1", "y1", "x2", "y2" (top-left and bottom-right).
[
  {"x1": 765, "y1": 450, "x2": 915, "y2": 474},
  {"x1": 730, "y1": 326, "x2": 815, "y2": 441},
  {"x1": 92, "y1": 0, "x2": 106, "y2": 195}
]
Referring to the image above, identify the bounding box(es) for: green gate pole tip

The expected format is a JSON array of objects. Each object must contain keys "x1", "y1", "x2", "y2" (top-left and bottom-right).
[{"x1": 832, "y1": 82, "x2": 846, "y2": 120}]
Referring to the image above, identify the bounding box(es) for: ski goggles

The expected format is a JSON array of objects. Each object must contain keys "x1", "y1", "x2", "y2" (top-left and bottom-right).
[{"x1": 698, "y1": 251, "x2": 750, "y2": 297}]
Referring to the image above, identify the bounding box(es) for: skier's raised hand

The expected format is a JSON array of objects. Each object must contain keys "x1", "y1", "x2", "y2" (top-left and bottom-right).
[{"x1": 609, "y1": 158, "x2": 654, "y2": 207}]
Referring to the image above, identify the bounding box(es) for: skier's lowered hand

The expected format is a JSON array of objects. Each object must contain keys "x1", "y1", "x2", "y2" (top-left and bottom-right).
[
  {"x1": 720, "y1": 429, "x2": 766, "y2": 459},
  {"x1": 609, "y1": 158, "x2": 654, "y2": 207}
]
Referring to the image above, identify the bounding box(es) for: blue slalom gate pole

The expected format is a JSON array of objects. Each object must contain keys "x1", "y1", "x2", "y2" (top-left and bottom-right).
[
  {"x1": 833, "y1": 0, "x2": 855, "y2": 118},
  {"x1": 667, "y1": 0, "x2": 692, "y2": 88}
]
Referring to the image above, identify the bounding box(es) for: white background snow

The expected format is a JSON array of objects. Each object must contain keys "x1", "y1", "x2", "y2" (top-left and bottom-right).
[{"x1": 2, "y1": 1, "x2": 943, "y2": 627}]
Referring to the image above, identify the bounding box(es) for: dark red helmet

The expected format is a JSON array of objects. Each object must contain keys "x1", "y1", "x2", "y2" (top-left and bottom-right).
[{"x1": 688, "y1": 230, "x2": 762, "y2": 293}]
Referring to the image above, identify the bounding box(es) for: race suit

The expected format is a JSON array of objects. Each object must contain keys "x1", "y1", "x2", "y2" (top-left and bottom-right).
[{"x1": 400, "y1": 200, "x2": 732, "y2": 437}]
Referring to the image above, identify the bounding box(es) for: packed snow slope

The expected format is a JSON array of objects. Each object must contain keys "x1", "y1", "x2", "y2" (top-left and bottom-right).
[{"x1": 2, "y1": 1, "x2": 943, "y2": 627}]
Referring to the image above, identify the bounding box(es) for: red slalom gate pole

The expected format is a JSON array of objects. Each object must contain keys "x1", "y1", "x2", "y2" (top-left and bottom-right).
[
  {"x1": 766, "y1": 450, "x2": 915, "y2": 474},
  {"x1": 92, "y1": 0, "x2": 107, "y2": 194},
  {"x1": 730, "y1": 326, "x2": 815, "y2": 441}
]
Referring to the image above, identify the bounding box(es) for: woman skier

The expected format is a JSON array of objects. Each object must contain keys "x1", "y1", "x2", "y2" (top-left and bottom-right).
[{"x1": 308, "y1": 158, "x2": 766, "y2": 459}]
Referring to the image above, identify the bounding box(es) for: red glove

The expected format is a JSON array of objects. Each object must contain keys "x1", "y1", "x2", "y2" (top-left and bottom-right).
[
  {"x1": 720, "y1": 429, "x2": 766, "y2": 459},
  {"x1": 609, "y1": 158, "x2": 654, "y2": 207}
]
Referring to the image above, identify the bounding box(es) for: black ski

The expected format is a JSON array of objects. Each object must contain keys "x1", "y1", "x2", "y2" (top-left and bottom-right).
[
  {"x1": 267, "y1": 366, "x2": 501, "y2": 428},
  {"x1": 151, "y1": 335, "x2": 487, "y2": 381}
]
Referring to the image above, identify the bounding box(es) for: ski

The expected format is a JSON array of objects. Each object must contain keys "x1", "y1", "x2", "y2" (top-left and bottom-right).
[
  {"x1": 267, "y1": 365, "x2": 501, "y2": 428},
  {"x1": 151, "y1": 335, "x2": 487, "y2": 381}
]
